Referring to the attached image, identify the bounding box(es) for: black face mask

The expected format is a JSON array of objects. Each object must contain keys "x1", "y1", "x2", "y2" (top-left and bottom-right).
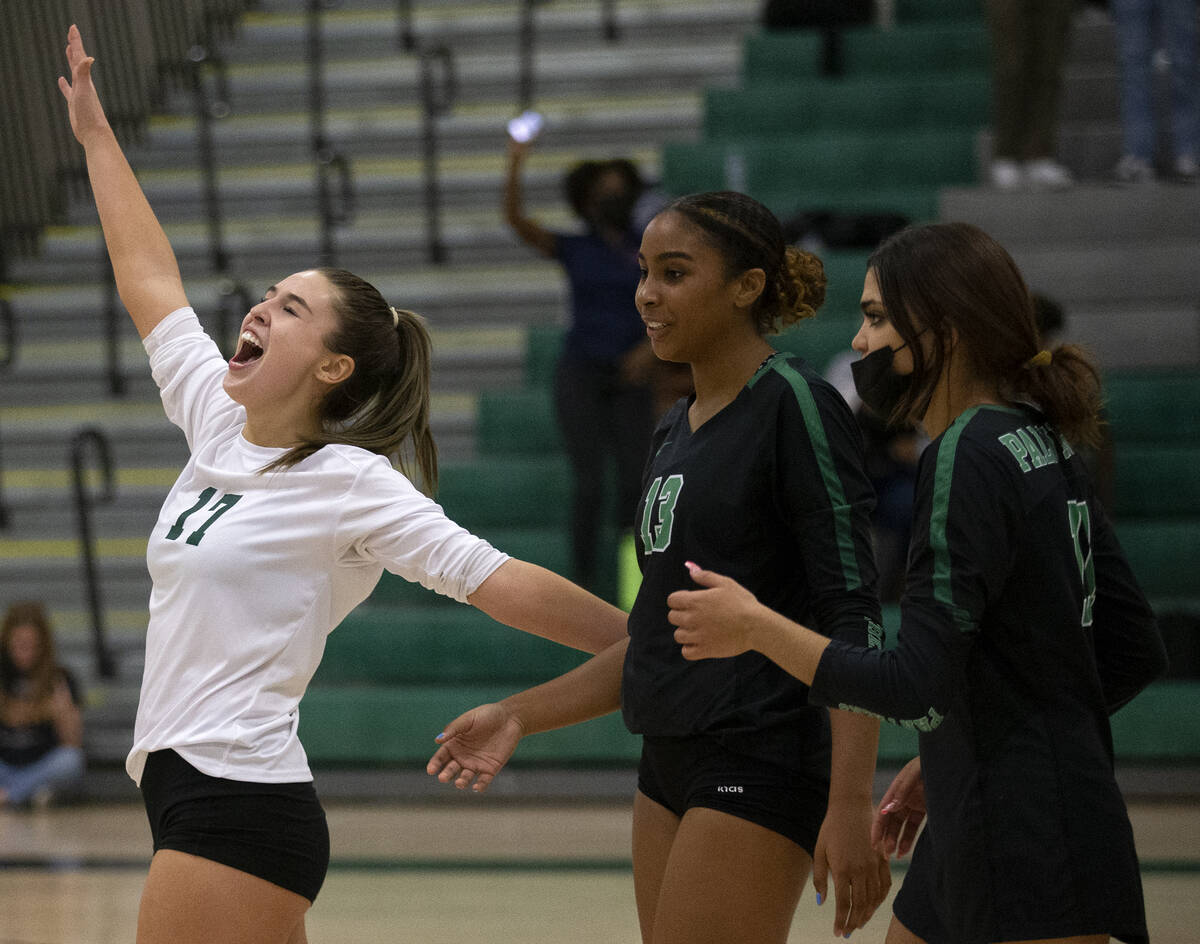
[{"x1": 851, "y1": 341, "x2": 912, "y2": 421}]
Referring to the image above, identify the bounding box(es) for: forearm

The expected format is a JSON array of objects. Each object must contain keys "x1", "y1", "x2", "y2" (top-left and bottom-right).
[
  {"x1": 828, "y1": 709, "x2": 880, "y2": 804},
  {"x1": 746, "y1": 604, "x2": 830, "y2": 686},
  {"x1": 82, "y1": 128, "x2": 187, "y2": 337},
  {"x1": 502, "y1": 637, "x2": 627, "y2": 736},
  {"x1": 468, "y1": 558, "x2": 629, "y2": 654}
]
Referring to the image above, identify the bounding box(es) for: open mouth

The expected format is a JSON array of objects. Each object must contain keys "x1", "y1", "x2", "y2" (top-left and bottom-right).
[{"x1": 230, "y1": 330, "x2": 264, "y2": 365}]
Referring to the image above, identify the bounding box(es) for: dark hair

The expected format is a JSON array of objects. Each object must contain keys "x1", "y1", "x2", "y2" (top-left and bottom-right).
[
  {"x1": 263, "y1": 268, "x2": 438, "y2": 493},
  {"x1": 563, "y1": 158, "x2": 645, "y2": 218},
  {"x1": 868, "y1": 222, "x2": 1103, "y2": 447},
  {"x1": 1, "y1": 601, "x2": 60, "y2": 703},
  {"x1": 661, "y1": 191, "x2": 826, "y2": 335}
]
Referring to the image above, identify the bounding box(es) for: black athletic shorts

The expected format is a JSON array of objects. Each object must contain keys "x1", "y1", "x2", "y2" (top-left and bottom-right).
[
  {"x1": 637, "y1": 734, "x2": 828, "y2": 855},
  {"x1": 141, "y1": 749, "x2": 330, "y2": 903}
]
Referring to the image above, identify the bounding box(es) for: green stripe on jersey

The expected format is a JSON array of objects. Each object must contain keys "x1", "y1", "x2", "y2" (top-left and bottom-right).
[
  {"x1": 769, "y1": 358, "x2": 862, "y2": 590},
  {"x1": 930, "y1": 407, "x2": 980, "y2": 632}
]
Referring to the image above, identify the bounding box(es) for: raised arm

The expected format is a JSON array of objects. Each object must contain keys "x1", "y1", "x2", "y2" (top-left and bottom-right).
[
  {"x1": 57, "y1": 25, "x2": 188, "y2": 338},
  {"x1": 502, "y1": 137, "x2": 556, "y2": 258}
]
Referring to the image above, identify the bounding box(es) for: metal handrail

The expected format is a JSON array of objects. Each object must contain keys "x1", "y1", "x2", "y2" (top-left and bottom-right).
[
  {"x1": 397, "y1": 0, "x2": 417, "y2": 52},
  {"x1": 0, "y1": 298, "x2": 13, "y2": 529},
  {"x1": 518, "y1": 0, "x2": 619, "y2": 109},
  {"x1": 0, "y1": 297, "x2": 14, "y2": 371},
  {"x1": 308, "y1": 0, "x2": 356, "y2": 267},
  {"x1": 70, "y1": 427, "x2": 118, "y2": 680},
  {"x1": 419, "y1": 44, "x2": 457, "y2": 265}
]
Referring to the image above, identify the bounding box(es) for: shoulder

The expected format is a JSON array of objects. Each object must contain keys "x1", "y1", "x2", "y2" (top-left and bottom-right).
[
  {"x1": 755, "y1": 353, "x2": 858, "y2": 438},
  {"x1": 920, "y1": 406, "x2": 1034, "y2": 501}
]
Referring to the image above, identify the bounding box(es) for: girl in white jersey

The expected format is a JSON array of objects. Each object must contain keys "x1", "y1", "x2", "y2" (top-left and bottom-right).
[{"x1": 58, "y1": 25, "x2": 628, "y2": 944}]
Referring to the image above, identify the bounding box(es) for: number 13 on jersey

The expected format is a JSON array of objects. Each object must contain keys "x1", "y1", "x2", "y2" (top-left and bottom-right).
[{"x1": 640, "y1": 475, "x2": 683, "y2": 554}]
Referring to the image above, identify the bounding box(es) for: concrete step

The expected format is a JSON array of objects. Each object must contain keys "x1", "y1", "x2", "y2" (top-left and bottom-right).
[
  {"x1": 940, "y1": 184, "x2": 1200, "y2": 245},
  {"x1": 2, "y1": 264, "x2": 569, "y2": 338},
  {"x1": 224, "y1": 0, "x2": 757, "y2": 63},
  {"x1": 0, "y1": 326, "x2": 525, "y2": 405},
  {"x1": 127, "y1": 99, "x2": 687, "y2": 168},
  {"x1": 167, "y1": 41, "x2": 742, "y2": 117}
]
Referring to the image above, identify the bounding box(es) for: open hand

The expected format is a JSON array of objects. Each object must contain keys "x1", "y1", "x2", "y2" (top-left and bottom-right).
[
  {"x1": 812, "y1": 798, "x2": 892, "y2": 937},
  {"x1": 57, "y1": 24, "x2": 112, "y2": 146},
  {"x1": 426, "y1": 702, "x2": 525, "y2": 793}
]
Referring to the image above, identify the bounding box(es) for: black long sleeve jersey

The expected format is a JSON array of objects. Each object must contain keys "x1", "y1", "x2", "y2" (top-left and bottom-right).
[
  {"x1": 811, "y1": 403, "x2": 1167, "y2": 943},
  {"x1": 622, "y1": 351, "x2": 882, "y2": 771}
]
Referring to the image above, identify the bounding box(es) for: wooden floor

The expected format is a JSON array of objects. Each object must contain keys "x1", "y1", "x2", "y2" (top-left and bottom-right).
[{"x1": 2, "y1": 798, "x2": 1198, "y2": 943}]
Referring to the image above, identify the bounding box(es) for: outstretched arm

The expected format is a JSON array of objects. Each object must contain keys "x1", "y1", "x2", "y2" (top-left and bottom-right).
[
  {"x1": 467, "y1": 558, "x2": 629, "y2": 654},
  {"x1": 57, "y1": 25, "x2": 187, "y2": 338},
  {"x1": 427, "y1": 636, "x2": 627, "y2": 792}
]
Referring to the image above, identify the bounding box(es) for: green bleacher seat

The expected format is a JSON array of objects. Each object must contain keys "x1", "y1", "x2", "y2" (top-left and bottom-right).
[
  {"x1": 315, "y1": 606, "x2": 590, "y2": 686},
  {"x1": 704, "y1": 74, "x2": 989, "y2": 138},
  {"x1": 526, "y1": 323, "x2": 563, "y2": 389},
  {"x1": 436, "y1": 456, "x2": 572, "y2": 530},
  {"x1": 743, "y1": 24, "x2": 989, "y2": 84},
  {"x1": 773, "y1": 315, "x2": 859, "y2": 375},
  {"x1": 299, "y1": 684, "x2": 640, "y2": 767},
  {"x1": 663, "y1": 130, "x2": 977, "y2": 193},
  {"x1": 477, "y1": 388, "x2": 560, "y2": 456},
  {"x1": 1113, "y1": 446, "x2": 1200, "y2": 518},
  {"x1": 1117, "y1": 518, "x2": 1200, "y2": 599},
  {"x1": 1104, "y1": 370, "x2": 1200, "y2": 445}
]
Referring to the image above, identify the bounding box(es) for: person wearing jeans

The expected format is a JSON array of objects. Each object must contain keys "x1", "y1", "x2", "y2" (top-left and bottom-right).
[
  {"x1": 1110, "y1": 0, "x2": 1200, "y2": 182},
  {"x1": 985, "y1": 0, "x2": 1077, "y2": 190}
]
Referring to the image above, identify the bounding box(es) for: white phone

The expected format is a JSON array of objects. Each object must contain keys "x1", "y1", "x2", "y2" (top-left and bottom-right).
[{"x1": 507, "y1": 110, "x2": 544, "y2": 143}]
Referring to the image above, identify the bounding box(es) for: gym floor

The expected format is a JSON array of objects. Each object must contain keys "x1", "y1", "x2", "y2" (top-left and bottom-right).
[{"x1": 2, "y1": 797, "x2": 1198, "y2": 943}]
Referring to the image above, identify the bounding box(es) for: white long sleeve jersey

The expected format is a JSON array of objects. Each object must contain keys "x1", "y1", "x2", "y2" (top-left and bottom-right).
[{"x1": 127, "y1": 308, "x2": 508, "y2": 785}]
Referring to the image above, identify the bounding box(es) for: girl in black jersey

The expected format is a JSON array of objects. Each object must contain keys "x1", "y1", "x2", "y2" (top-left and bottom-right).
[
  {"x1": 429, "y1": 192, "x2": 891, "y2": 942},
  {"x1": 667, "y1": 222, "x2": 1168, "y2": 944}
]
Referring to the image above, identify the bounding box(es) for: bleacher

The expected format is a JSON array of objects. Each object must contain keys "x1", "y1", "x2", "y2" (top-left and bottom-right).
[{"x1": 1, "y1": 0, "x2": 1196, "y2": 793}]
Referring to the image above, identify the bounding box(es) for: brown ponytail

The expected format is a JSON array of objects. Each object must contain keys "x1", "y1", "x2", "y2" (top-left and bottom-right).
[
  {"x1": 1006, "y1": 343, "x2": 1104, "y2": 449},
  {"x1": 262, "y1": 268, "x2": 439, "y2": 494}
]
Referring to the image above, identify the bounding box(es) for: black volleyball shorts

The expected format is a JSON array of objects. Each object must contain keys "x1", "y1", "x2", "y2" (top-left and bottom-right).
[
  {"x1": 141, "y1": 749, "x2": 330, "y2": 902},
  {"x1": 637, "y1": 733, "x2": 828, "y2": 855}
]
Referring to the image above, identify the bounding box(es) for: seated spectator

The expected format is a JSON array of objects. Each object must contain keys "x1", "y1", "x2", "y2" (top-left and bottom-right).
[{"x1": 0, "y1": 602, "x2": 85, "y2": 809}]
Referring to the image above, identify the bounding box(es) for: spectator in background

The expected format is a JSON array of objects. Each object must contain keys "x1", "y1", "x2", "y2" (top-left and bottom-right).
[
  {"x1": 1110, "y1": 0, "x2": 1199, "y2": 183},
  {"x1": 503, "y1": 131, "x2": 660, "y2": 597},
  {"x1": 985, "y1": 0, "x2": 1077, "y2": 190},
  {"x1": 0, "y1": 602, "x2": 85, "y2": 809}
]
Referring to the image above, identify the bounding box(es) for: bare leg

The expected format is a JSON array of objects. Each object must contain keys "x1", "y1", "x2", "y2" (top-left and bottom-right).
[
  {"x1": 648, "y1": 806, "x2": 811, "y2": 944},
  {"x1": 632, "y1": 790, "x2": 681, "y2": 943},
  {"x1": 137, "y1": 849, "x2": 310, "y2": 944},
  {"x1": 886, "y1": 914, "x2": 928, "y2": 944}
]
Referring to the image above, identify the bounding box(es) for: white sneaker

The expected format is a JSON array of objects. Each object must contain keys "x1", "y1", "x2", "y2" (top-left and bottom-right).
[
  {"x1": 1174, "y1": 155, "x2": 1198, "y2": 183},
  {"x1": 1115, "y1": 155, "x2": 1155, "y2": 184},
  {"x1": 1025, "y1": 159, "x2": 1074, "y2": 190},
  {"x1": 989, "y1": 159, "x2": 1023, "y2": 191}
]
